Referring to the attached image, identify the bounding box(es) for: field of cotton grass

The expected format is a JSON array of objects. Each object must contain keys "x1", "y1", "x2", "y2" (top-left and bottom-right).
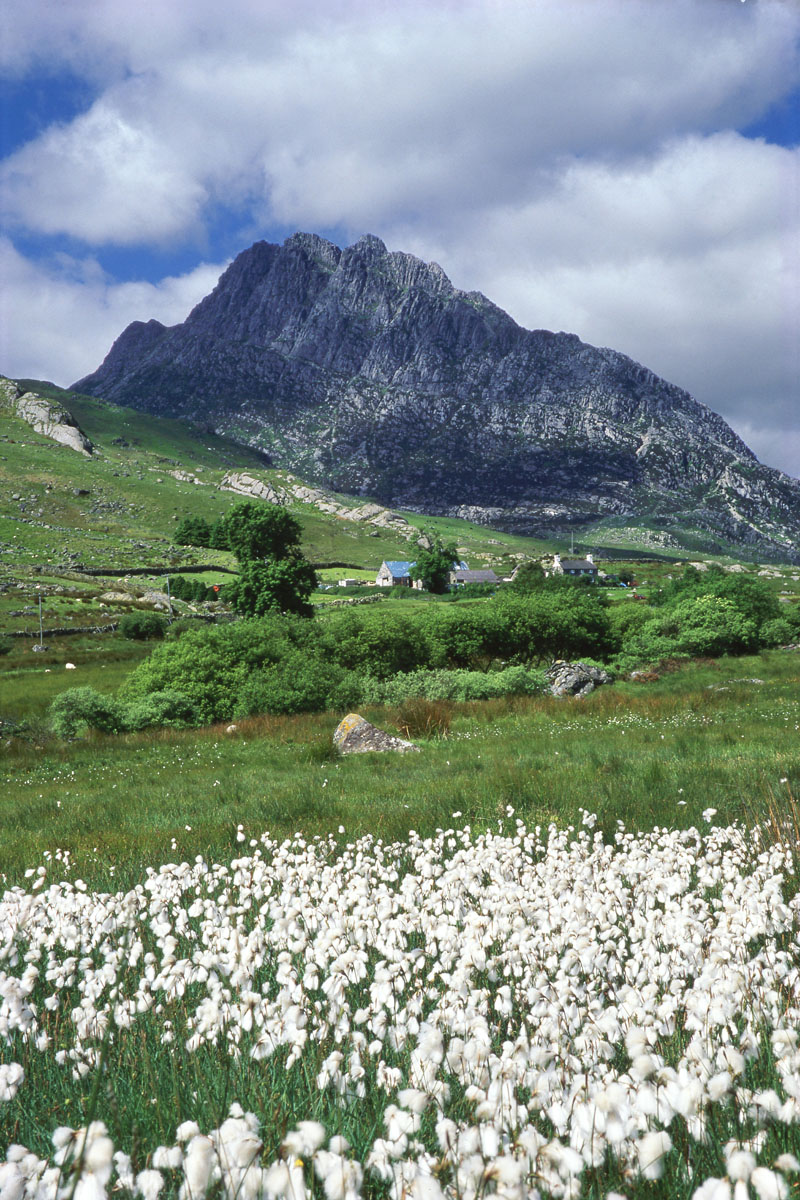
[{"x1": 2, "y1": 803, "x2": 800, "y2": 1200}]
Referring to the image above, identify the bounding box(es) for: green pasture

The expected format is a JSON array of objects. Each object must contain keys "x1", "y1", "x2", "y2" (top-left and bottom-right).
[{"x1": 1, "y1": 650, "x2": 797, "y2": 889}]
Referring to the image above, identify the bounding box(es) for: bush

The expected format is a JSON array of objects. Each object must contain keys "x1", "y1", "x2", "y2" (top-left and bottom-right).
[
  {"x1": 325, "y1": 608, "x2": 431, "y2": 678},
  {"x1": 360, "y1": 665, "x2": 547, "y2": 705},
  {"x1": 492, "y1": 590, "x2": 617, "y2": 663},
  {"x1": 121, "y1": 690, "x2": 197, "y2": 730},
  {"x1": 760, "y1": 617, "x2": 794, "y2": 648},
  {"x1": 669, "y1": 595, "x2": 758, "y2": 657},
  {"x1": 783, "y1": 602, "x2": 800, "y2": 637},
  {"x1": 119, "y1": 611, "x2": 167, "y2": 641},
  {"x1": 49, "y1": 687, "x2": 124, "y2": 738},
  {"x1": 121, "y1": 615, "x2": 321, "y2": 725},
  {"x1": 166, "y1": 617, "x2": 207, "y2": 639},
  {"x1": 0, "y1": 635, "x2": 13, "y2": 657},
  {"x1": 232, "y1": 652, "x2": 361, "y2": 717}
]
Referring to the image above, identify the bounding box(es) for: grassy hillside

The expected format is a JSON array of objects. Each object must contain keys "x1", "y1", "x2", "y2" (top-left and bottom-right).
[{"x1": 1, "y1": 379, "x2": 554, "y2": 573}]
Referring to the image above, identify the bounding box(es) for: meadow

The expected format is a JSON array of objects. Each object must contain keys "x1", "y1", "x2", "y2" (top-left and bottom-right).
[
  {"x1": 1, "y1": 650, "x2": 797, "y2": 888},
  {"x1": 2, "y1": 644, "x2": 800, "y2": 1199},
  {"x1": 1, "y1": 650, "x2": 799, "y2": 1200}
]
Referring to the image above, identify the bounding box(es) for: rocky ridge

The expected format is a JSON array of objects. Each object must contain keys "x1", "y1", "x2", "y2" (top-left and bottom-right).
[
  {"x1": 220, "y1": 472, "x2": 412, "y2": 535},
  {"x1": 74, "y1": 234, "x2": 800, "y2": 559}
]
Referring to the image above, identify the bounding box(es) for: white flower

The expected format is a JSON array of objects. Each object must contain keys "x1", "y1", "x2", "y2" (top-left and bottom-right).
[
  {"x1": 691, "y1": 1181, "x2": 731, "y2": 1200},
  {"x1": 181, "y1": 1135, "x2": 214, "y2": 1197},
  {"x1": 175, "y1": 1122, "x2": 201, "y2": 1144},
  {"x1": 282, "y1": 1123, "x2": 326, "y2": 1158},
  {"x1": 152, "y1": 1146, "x2": 183, "y2": 1170},
  {"x1": 636, "y1": 1131, "x2": 672, "y2": 1180},
  {"x1": 136, "y1": 1169, "x2": 165, "y2": 1200},
  {"x1": 73, "y1": 1176, "x2": 107, "y2": 1200},
  {"x1": 725, "y1": 1149, "x2": 756, "y2": 1181},
  {"x1": 0, "y1": 1063, "x2": 24, "y2": 1102},
  {"x1": 749, "y1": 1168, "x2": 788, "y2": 1200}
]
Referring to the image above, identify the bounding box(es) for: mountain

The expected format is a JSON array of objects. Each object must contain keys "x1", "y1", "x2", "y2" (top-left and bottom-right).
[{"x1": 74, "y1": 233, "x2": 800, "y2": 560}]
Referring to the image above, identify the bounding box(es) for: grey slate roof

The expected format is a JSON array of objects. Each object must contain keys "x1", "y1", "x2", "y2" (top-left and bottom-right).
[{"x1": 452, "y1": 568, "x2": 500, "y2": 584}]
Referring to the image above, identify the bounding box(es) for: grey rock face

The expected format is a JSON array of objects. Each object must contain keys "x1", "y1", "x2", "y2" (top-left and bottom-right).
[
  {"x1": 333, "y1": 713, "x2": 420, "y2": 755},
  {"x1": 73, "y1": 234, "x2": 800, "y2": 557},
  {"x1": 2, "y1": 377, "x2": 93, "y2": 455},
  {"x1": 547, "y1": 661, "x2": 612, "y2": 698}
]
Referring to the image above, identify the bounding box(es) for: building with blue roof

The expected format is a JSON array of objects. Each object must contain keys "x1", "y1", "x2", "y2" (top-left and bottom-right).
[{"x1": 376, "y1": 560, "x2": 417, "y2": 586}]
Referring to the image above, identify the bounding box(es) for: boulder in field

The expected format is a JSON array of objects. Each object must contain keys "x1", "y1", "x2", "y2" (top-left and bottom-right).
[
  {"x1": 546, "y1": 660, "x2": 612, "y2": 698},
  {"x1": 333, "y1": 713, "x2": 420, "y2": 755}
]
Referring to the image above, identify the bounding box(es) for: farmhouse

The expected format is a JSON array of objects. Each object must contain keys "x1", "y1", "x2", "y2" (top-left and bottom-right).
[
  {"x1": 551, "y1": 553, "x2": 598, "y2": 579},
  {"x1": 376, "y1": 560, "x2": 417, "y2": 587}
]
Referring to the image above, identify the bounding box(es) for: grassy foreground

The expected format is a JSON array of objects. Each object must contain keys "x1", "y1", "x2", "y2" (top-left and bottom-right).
[{"x1": 1, "y1": 650, "x2": 797, "y2": 889}]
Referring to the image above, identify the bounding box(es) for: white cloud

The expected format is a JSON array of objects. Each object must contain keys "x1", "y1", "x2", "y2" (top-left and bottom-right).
[
  {"x1": 1, "y1": 0, "x2": 799, "y2": 474},
  {"x1": 387, "y1": 133, "x2": 799, "y2": 475},
  {"x1": 1, "y1": 96, "x2": 207, "y2": 244},
  {"x1": 0, "y1": 238, "x2": 226, "y2": 385},
  {"x1": 3, "y1": 1, "x2": 798, "y2": 244}
]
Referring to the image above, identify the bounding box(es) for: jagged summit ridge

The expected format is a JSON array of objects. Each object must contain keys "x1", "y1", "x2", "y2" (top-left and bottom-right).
[{"x1": 74, "y1": 233, "x2": 799, "y2": 558}]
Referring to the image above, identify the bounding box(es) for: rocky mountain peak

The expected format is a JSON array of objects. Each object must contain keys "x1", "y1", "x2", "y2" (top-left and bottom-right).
[{"x1": 73, "y1": 233, "x2": 800, "y2": 560}]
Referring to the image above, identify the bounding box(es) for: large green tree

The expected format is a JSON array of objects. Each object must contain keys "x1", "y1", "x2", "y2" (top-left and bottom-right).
[
  {"x1": 221, "y1": 502, "x2": 304, "y2": 563},
  {"x1": 413, "y1": 535, "x2": 459, "y2": 594},
  {"x1": 227, "y1": 555, "x2": 317, "y2": 618},
  {"x1": 221, "y1": 501, "x2": 317, "y2": 617}
]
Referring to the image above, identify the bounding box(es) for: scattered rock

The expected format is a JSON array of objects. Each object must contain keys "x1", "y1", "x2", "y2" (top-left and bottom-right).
[
  {"x1": 546, "y1": 660, "x2": 612, "y2": 698},
  {"x1": 333, "y1": 713, "x2": 420, "y2": 755},
  {"x1": 225, "y1": 724, "x2": 238, "y2": 734},
  {"x1": 140, "y1": 589, "x2": 171, "y2": 611},
  {"x1": 99, "y1": 591, "x2": 135, "y2": 603},
  {"x1": 629, "y1": 670, "x2": 660, "y2": 683},
  {"x1": 65, "y1": 663, "x2": 76, "y2": 670}
]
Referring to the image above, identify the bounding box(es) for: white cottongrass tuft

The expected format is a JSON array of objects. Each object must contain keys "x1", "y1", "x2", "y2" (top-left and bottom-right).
[{"x1": 1, "y1": 813, "x2": 799, "y2": 1198}]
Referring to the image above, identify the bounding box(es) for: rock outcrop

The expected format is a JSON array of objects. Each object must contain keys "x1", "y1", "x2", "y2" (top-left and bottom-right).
[
  {"x1": 73, "y1": 234, "x2": 800, "y2": 558},
  {"x1": 220, "y1": 471, "x2": 412, "y2": 535},
  {"x1": 1, "y1": 377, "x2": 93, "y2": 455},
  {"x1": 333, "y1": 713, "x2": 420, "y2": 755},
  {"x1": 547, "y1": 661, "x2": 612, "y2": 698}
]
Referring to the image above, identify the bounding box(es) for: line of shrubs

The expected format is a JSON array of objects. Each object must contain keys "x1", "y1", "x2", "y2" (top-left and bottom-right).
[{"x1": 46, "y1": 567, "x2": 800, "y2": 735}]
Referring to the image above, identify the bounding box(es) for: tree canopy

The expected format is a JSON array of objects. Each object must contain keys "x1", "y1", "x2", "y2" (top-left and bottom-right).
[
  {"x1": 414, "y1": 534, "x2": 459, "y2": 594},
  {"x1": 221, "y1": 502, "x2": 304, "y2": 564}
]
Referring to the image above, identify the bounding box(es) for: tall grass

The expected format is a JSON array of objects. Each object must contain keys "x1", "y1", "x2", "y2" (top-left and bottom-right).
[{"x1": 1, "y1": 651, "x2": 797, "y2": 889}]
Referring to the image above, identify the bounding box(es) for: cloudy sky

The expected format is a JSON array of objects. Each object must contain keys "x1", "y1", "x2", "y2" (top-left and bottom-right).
[{"x1": 1, "y1": 0, "x2": 798, "y2": 476}]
